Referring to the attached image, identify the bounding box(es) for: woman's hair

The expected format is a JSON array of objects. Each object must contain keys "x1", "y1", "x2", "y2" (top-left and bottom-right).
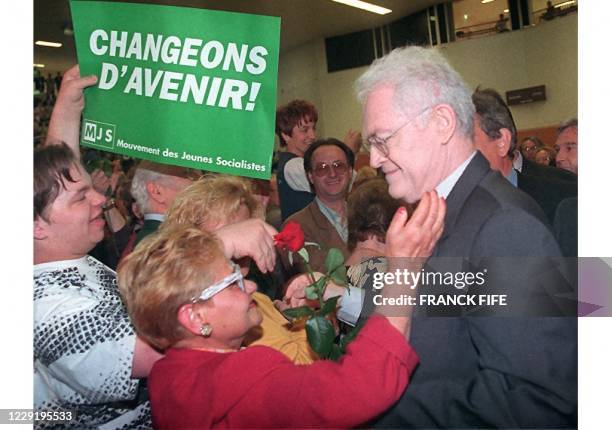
[
  {"x1": 163, "y1": 174, "x2": 260, "y2": 231},
  {"x1": 347, "y1": 178, "x2": 414, "y2": 251},
  {"x1": 275, "y1": 99, "x2": 318, "y2": 147},
  {"x1": 117, "y1": 227, "x2": 225, "y2": 350}
]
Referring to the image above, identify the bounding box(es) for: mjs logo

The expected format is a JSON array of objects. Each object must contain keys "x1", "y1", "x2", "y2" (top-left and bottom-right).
[{"x1": 82, "y1": 120, "x2": 116, "y2": 148}]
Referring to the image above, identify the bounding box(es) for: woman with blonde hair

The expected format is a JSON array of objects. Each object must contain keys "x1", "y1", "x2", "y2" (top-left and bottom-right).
[
  {"x1": 117, "y1": 190, "x2": 444, "y2": 428},
  {"x1": 162, "y1": 174, "x2": 316, "y2": 364}
]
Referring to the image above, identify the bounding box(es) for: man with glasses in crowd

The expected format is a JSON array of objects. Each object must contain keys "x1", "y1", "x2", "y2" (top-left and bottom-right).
[
  {"x1": 519, "y1": 136, "x2": 542, "y2": 162},
  {"x1": 281, "y1": 138, "x2": 354, "y2": 275},
  {"x1": 354, "y1": 46, "x2": 576, "y2": 428}
]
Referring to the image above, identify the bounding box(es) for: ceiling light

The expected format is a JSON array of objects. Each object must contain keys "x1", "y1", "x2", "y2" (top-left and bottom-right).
[
  {"x1": 555, "y1": 0, "x2": 576, "y2": 8},
  {"x1": 331, "y1": 0, "x2": 392, "y2": 15},
  {"x1": 35, "y1": 40, "x2": 62, "y2": 48},
  {"x1": 481, "y1": 0, "x2": 495, "y2": 3},
  {"x1": 34, "y1": 64, "x2": 45, "y2": 68}
]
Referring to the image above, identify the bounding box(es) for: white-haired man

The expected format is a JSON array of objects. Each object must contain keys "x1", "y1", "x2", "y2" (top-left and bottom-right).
[
  {"x1": 130, "y1": 160, "x2": 200, "y2": 246},
  {"x1": 355, "y1": 46, "x2": 576, "y2": 428}
]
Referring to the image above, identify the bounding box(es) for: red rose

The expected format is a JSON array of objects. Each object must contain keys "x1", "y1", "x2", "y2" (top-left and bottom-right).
[{"x1": 274, "y1": 221, "x2": 305, "y2": 252}]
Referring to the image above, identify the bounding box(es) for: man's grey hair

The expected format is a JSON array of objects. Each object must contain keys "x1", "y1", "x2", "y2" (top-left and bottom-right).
[
  {"x1": 355, "y1": 45, "x2": 475, "y2": 139},
  {"x1": 557, "y1": 118, "x2": 577, "y2": 134},
  {"x1": 130, "y1": 168, "x2": 178, "y2": 214}
]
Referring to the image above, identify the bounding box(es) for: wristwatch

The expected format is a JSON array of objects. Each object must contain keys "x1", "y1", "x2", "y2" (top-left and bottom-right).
[{"x1": 103, "y1": 198, "x2": 116, "y2": 212}]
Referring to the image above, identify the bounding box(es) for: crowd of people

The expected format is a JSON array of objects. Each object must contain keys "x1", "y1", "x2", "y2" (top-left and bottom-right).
[{"x1": 34, "y1": 45, "x2": 577, "y2": 429}]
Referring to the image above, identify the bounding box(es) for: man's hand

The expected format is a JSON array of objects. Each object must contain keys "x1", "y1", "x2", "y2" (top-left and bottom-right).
[
  {"x1": 280, "y1": 273, "x2": 346, "y2": 311},
  {"x1": 343, "y1": 129, "x2": 363, "y2": 154},
  {"x1": 45, "y1": 65, "x2": 98, "y2": 155},
  {"x1": 91, "y1": 168, "x2": 121, "y2": 196},
  {"x1": 380, "y1": 191, "x2": 446, "y2": 337},
  {"x1": 91, "y1": 169, "x2": 111, "y2": 195},
  {"x1": 215, "y1": 219, "x2": 277, "y2": 273},
  {"x1": 55, "y1": 65, "x2": 98, "y2": 115},
  {"x1": 280, "y1": 272, "x2": 323, "y2": 310},
  {"x1": 386, "y1": 190, "x2": 446, "y2": 259}
]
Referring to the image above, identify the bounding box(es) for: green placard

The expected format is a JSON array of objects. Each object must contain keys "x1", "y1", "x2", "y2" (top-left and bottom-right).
[{"x1": 70, "y1": 0, "x2": 280, "y2": 179}]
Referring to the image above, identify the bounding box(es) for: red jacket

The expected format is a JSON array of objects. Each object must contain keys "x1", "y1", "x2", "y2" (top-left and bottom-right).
[{"x1": 149, "y1": 316, "x2": 418, "y2": 429}]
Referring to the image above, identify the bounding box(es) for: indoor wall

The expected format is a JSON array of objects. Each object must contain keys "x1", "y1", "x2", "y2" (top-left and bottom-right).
[{"x1": 277, "y1": 13, "x2": 577, "y2": 145}]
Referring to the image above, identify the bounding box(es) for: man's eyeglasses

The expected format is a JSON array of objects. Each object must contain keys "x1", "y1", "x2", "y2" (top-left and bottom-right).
[
  {"x1": 190, "y1": 262, "x2": 245, "y2": 302},
  {"x1": 312, "y1": 160, "x2": 349, "y2": 177},
  {"x1": 364, "y1": 107, "x2": 432, "y2": 157}
]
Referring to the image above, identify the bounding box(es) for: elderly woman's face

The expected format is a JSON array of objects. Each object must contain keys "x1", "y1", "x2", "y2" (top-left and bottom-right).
[{"x1": 203, "y1": 259, "x2": 262, "y2": 343}]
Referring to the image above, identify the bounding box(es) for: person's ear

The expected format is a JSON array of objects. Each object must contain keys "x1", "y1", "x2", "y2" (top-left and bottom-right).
[
  {"x1": 497, "y1": 128, "x2": 512, "y2": 156},
  {"x1": 177, "y1": 303, "x2": 207, "y2": 336},
  {"x1": 307, "y1": 171, "x2": 314, "y2": 185},
  {"x1": 431, "y1": 104, "x2": 456, "y2": 145},
  {"x1": 34, "y1": 218, "x2": 49, "y2": 241},
  {"x1": 281, "y1": 131, "x2": 292, "y2": 144},
  {"x1": 146, "y1": 181, "x2": 164, "y2": 204}
]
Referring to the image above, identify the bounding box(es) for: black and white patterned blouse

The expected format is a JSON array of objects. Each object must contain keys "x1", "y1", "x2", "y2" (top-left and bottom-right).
[{"x1": 34, "y1": 256, "x2": 151, "y2": 429}]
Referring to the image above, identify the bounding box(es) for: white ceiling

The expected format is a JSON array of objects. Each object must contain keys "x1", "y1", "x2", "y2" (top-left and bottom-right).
[{"x1": 34, "y1": 0, "x2": 444, "y2": 72}]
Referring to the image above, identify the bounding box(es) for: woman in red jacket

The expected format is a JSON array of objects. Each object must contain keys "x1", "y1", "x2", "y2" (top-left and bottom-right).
[{"x1": 118, "y1": 191, "x2": 444, "y2": 429}]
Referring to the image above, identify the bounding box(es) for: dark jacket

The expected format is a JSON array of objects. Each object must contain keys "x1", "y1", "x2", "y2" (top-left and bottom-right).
[
  {"x1": 517, "y1": 170, "x2": 577, "y2": 224},
  {"x1": 374, "y1": 152, "x2": 577, "y2": 429},
  {"x1": 134, "y1": 219, "x2": 162, "y2": 246},
  {"x1": 522, "y1": 158, "x2": 577, "y2": 182}
]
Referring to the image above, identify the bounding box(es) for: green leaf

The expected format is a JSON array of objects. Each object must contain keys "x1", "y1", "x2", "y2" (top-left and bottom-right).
[
  {"x1": 313, "y1": 276, "x2": 327, "y2": 295},
  {"x1": 305, "y1": 285, "x2": 318, "y2": 300},
  {"x1": 282, "y1": 305, "x2": 314, "y2": 320},
  {"x1": 329, "y1": 264, "x2": 347, "y2": 286},
  {"x1": 297, "y1": 247, "x2": 310, "y2": 263},
  {"x1": 320, "y1": 295, "x2": 340, "y2": 317},
  {"x1": 306, "y1": 316, "x2": 335, "y2": 357},
  {"x1": 328, "y1": 344, "x2": 342, "y2": 361},
  {"x1": 325, "y1": 248, "x2": 345, "y2": 274}
]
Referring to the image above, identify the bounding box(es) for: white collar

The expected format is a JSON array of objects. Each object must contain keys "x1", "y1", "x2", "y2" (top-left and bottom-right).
[
  {"x1": 34, "y1": 256, "x2": 90, "y2": 274},
  {"x1": 435, "y1": 151, "x2": 477, "y2": 199},
  {"x1": 513, "y1": 151, "x2": 523, "y2": 172},
  {"x1": 144, "y1": 213, "x2": 165, "y2": 222}
]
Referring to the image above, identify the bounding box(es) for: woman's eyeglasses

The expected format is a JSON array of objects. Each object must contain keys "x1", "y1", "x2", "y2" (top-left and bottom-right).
[{"x1": 190, "y1": 262, "x2": 245, "y2": 302}]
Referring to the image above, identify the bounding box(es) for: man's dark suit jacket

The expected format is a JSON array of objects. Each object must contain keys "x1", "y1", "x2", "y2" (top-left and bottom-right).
[
  {"x1": 522, "y1": 158, "x2": 577, "y2": 182},
  {"x1": 517, "y1": 170, "x2": 577, "y2": 224},
  {"x1": 554, "y1": 197, "x2": 578, "y2": 257},
  {"x1": 134, "y1": 219, "x2": 162, "y2": 246},
  {"x1": 374, "y1": 152, "x2": 577, "y2": 429}
]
